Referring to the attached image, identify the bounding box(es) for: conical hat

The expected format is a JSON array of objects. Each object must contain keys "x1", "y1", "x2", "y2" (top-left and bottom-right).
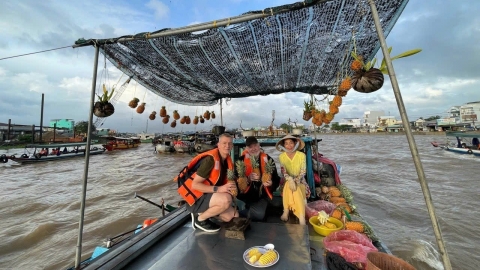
[{"x1": 275, "y1": 134, "x2": 305, "y2": 152}]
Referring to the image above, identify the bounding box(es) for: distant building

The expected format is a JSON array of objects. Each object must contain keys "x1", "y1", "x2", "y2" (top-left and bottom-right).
[
  {"x1": 363, "y1": 111, "x2": 384, "y2": 127},
  {"x1": 338, "y1": 118, "x2": 362, "y2": 127},
  {"x1": 460, "y1": 101, "x2": 480, "y2": 127},
  {"x1": 50, "y1": 119, "x2": 75, "y2": 130}
]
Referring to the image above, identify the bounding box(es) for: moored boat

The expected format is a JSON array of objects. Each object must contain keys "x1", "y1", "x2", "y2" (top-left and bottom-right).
[
  {"x1": 102, "y1": 136, "x2": 140, "y2": 151},
  {"x1": 0, "y1": 142, "x2": 105, "y2": 164}
]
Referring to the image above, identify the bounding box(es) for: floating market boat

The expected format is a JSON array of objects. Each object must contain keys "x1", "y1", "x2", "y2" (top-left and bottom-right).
[
  {"x1": 102, "y1": 136, "x2": 140, "y2": 151},
  {"x1": 0, "y1": 142, "x2": 105, "y2": 164},
  {"x1": 68, "y1": 0, "x2": 452, "y2": 269},
  {"x1": 431, "y1": 131, "x2": 480, "y2": 157}
]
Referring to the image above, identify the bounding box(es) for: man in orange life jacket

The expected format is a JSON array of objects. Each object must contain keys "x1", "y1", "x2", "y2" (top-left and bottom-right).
[
  {"x1": 236, "y1": 137, "x2": 280, "y2": 221},
  {"x1": 177, "y1": 133, "x2": 238, "y2": 232}
]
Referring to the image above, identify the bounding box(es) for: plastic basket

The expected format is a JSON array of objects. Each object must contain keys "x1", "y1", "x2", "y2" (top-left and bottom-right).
[{"x1": 366, "y1": 252, "x2": 415, "y2": 270}]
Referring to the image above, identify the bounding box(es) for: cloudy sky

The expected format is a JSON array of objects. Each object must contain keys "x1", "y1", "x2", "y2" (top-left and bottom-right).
[{"x1": 1, "y1": 0, "x2": 479, "y2": 134}]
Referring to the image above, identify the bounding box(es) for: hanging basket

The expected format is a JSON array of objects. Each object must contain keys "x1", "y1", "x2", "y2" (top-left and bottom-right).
[
  {"x1": 351, "y1": 68, "x2": 384, "y2": 93},
  {"x1": 366, "y1": 252, "x2": 415, "y2": 270},
  {"x1": 303, "y1": 110, "x2": 313, "y2": 121},
  {"x1": 93, "y1": 102, "x2": 115, "y2": 118}
]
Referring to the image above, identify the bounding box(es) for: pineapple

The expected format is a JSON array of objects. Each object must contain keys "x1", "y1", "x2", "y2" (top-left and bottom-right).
[
  {"x1": 236, "y1": 160, "x2": 248, "y2": 192},
  {"x1": 162, "y1": 115, "x2": 170, "y2": 124},
  {"x1": 193, "y1": 116, "x2": 199, "y2": 125},
  {"x1": 173, "y1": 110, "x2": 180, "y2": 120},
  {"x1": 332, "y1": 95, "x2": 342, "y2": 107},
  {"x1": 329, "y1": 104, "x2": 339, "y2": 115},
  {"x1": 136, "y1": 102, "x2": 146, "y2": 114},
  {"x1": 350, "y1": 59, "x2": 364, "y2": 71},
  {"x1": 337, "y1": 184, "x2": 353, "y2": 203},
  {"x1": 330, "y1": 207, "x2": 343, "y2": 220},
  {"x1": 211, "y1": 111, "x2": 216, "y2": 119},
  {"x1": 345, "y1": 221, "x2": 364, "y2": 233},
  {"x1": 227, "y1": 169, "x2": 238, "y2": 197},
  {"x1": 338, "y1": 76, "x2": 352, "y2": 91},
  {"x1": 261, "y1": 159, "x2": 275, "y2": 184},
  {"x1": 250, "y1": 155, "x2": 260, "y2": 175},
  {"x1": 159, "y1": 106, "x2": 167, "y2": 117}
]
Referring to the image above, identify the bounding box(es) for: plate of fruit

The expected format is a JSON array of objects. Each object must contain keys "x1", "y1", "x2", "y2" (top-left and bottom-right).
[{"x1": 243, "y1": 244, "x2": 279, "y2": 268}]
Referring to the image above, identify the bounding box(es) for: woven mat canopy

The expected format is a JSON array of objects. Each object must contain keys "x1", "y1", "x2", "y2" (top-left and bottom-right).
[{"x1": 75, "y1": 0, "x2": 409, "y2": 106}]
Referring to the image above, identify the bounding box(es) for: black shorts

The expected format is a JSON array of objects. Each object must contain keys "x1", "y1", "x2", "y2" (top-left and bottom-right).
[{"x1": 186, "y1": 193, "x2": 213, "y2": 214}]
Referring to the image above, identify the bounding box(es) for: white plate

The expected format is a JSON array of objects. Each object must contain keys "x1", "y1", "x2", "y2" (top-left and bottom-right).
[{"x1": 243, "y1": 246, "x2": 280, "y2": 268}]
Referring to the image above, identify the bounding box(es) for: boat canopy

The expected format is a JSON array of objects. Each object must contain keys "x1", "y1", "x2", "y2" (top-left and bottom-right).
[
  {"x1": 445, "y1": 131, "x2": 480, "y2": 138},
  {"x1": 74, "y1": 0, "x2": 408, "y2": 105},
  {"x1": 25, "y1": 142, "x2": 88, "y2": 148}
]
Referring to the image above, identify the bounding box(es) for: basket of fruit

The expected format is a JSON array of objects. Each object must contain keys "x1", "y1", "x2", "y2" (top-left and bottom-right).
[{"x1": 309, "y1": 215, "x2": 343, "y2": 237}]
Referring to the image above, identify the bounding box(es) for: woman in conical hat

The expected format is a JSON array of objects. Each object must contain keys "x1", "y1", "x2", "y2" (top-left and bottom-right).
[{"x1": 275, "y1": 134, "x2": 310, "y2": 225}]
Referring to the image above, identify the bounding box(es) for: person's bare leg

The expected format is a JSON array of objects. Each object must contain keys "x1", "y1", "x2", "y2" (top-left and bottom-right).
[
  {"x1": 281, "y1": 187, "x2": 290, "y2": 222},
  {"x1": 218, "y1": 206, "x2": 239, "y2": 222},
  {"x1": 198, "y1": 193, "x2": 231, "y2": 221}
]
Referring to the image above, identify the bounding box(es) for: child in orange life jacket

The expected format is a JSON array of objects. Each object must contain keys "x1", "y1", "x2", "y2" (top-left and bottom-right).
[
  {"x1": 276, "y1": 135, "x2": 310, "y2": 225},
  {"x1": 236, "y1": 136, "x2": 280, "y2": 221}
]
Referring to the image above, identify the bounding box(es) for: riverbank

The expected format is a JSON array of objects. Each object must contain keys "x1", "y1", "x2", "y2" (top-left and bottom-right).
[{"x1": 315, "y1": 131, "x2": 444, "y2": 136}]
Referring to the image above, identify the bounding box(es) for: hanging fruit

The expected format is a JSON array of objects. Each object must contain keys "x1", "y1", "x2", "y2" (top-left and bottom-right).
[
  {"x1": 332, "y1": 95, "x2": 342, "y2": 107},
  {"x1": 160, "y1": 106, "x2": 167, "y2": 117},
  {"x1": 211, "y1": 111, "x2": 216, "y2": 119},
  {"x1": 129, "y1": 98, "x2": 140, "y2": 108},
  {"x1": 149, "y1": 111, "x2": 156, "y2": 120},
  {"x1": 203, "y1": 110, "x2": 210, "y2": 120},
  {"x1": 180, "y1": 116, "x2": 186, "y2": 124},
  {"x1": 170, "y1": 120, "x2": 177, "y2": 128},
  {"x1": 193, "y1": 116, "x2": 199, "y2": 125},
  {"x1": 173, "y1": 110, "x2": 180, "y2": 120},
  {"x1": 162, "y1": 115, "x2": 170, "y2": 124},
  {"x1": 329, "y1": 104, "x2": 339, "y2": 115},
  {"x1": 186, "y1": 116, "x2": 191, "y2": 124},
  {"x1": 136, "y1": 102, "x2": 146, "y2": 114},
  {"x1": 199, "y1": 116, "x2": 205, "y2": 123}
]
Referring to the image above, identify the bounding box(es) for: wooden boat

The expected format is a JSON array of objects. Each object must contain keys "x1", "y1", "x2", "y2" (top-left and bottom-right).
[
  {"x1": 433, "y1": 131, "x2": 480, "y2": 156},
  {"x1": 102, "y1": 136, "x2": 140, "y2": 151},
  {"x1": 0, "y1": 142, "x2": 105, "y2": 164},
  {"x1": 70, "y1": 0, "x2": 452, "y2": 269}
]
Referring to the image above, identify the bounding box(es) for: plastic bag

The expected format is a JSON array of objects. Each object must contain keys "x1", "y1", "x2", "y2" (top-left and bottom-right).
[
  {"x1": 323, "y1": 230, "x2": 378, "y2": 269},
  {"x1": 305, "y1": 200, "x2": 336, "y2": 220}
]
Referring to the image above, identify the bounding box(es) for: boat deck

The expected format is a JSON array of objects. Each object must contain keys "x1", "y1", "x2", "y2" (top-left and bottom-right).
[{"x1": 83, "y1": 200, "x2": 389, "y2": 270}]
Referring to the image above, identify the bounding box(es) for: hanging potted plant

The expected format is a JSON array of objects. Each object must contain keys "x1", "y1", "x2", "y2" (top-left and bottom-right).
[
  {"x1": 303, "y1": 99, "x2": 315, "y2": 121},
  {"x1": 350, "y1": 46, "x2": 421, "y2": 93},
  {"x1": 94, "y1": 84, "x2": 115, "y2": 118}
]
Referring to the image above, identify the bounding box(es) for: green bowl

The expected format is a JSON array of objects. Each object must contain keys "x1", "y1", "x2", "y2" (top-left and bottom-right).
[{"x1": 309, "y1": 216, "x2": 343, "y2": 236}]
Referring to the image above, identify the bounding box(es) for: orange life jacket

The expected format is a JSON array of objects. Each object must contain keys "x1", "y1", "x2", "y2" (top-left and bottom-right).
[
  {"x1": 174, "y1": 149, "x2": 233, "y2": 206},
  {"x1": 243, "y1": 152, "x2": 273, "y2": 199}
]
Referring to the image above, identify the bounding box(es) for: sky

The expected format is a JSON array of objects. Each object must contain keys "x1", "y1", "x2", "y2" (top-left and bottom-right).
[{"x1": 1, "y1": 0, "x2": 479, "y2": 134}]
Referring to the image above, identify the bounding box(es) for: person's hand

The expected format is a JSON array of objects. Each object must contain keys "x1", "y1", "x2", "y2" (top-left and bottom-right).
[
  {"x1": 249, "y1": 173, "x2": 260, "y2": 182},
  {"x1": 288, "y1": 179, "x2": 297, "y2": 191},
  {"x1": 220, "y1": 182, "x2": 237, "y2": 193},
  {"x1": 263, "y1": 180, "x2": 272, "y2": 187}
]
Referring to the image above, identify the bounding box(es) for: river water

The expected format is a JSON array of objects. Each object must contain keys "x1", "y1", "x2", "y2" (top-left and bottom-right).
[{"x1": 0, "y1": 134, "x2": 478, "y2": 270}]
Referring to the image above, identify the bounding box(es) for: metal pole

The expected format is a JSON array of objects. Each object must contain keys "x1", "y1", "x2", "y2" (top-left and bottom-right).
[
  {"x1": 220, "y1": 99, "x2": 224, "y2": 127},
  {"x1": 75, "y1": 45, "x2": 100, "y2": 269},
  {"x1": 40, "y1": 93, "x2": 44, "y2": 142},
  {"x1": 53, "y1": 123, "x2": 56, "y2": 142},
  {"x1": 7, "y1": 119, "x2": 11, "y2": 140},
  {"x1": 367, "y1": 1, "x2": 452, "y2": 269}
]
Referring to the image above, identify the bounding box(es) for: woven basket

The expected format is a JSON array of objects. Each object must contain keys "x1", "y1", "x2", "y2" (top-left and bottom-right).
[{"x1": 367, "y1": 252, "x2": 415, "y2": 270}]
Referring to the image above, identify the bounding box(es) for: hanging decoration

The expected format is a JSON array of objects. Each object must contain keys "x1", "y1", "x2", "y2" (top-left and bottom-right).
[
  {"x1": 129, "y1": 98, "x2": 140, "y2": 108},
  {"x1": 173, "y1": 110, "x2": 180, "y2": 120},
  {"x1": 193, "y1": 116, "x2": 199, "y2": 125},
  {"x1": 203, "y1": 110, "x2": 211, "y2": 120},
  {"x1": 94, "y1": 84, "x2": 115, "y2": 118},
  {"x1": 211, "y1": 111, "x2": 216, "y2": 119},
  {"x1": 162, "y1": 115, "x2": 170, "y2": 124},
  {"x1": 170, "y1": 120, "x2": 177, "y2": 128},
  {"x1": 160, "y1": 106, "x2": 167, "y2": 117},
  {"x1": 136, "y1": 102, "x2": 146, "y2": 114},
  {"x1": 149, "y1": 111, "x2": 156, "y2": 120}
]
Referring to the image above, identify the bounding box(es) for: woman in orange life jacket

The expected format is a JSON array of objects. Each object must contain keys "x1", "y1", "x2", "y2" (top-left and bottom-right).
[
  {"x1": 236, "y1": 136, "x2": 280, "y2": 221},
  {"x1": 179, "y1": 133, "x2": 238, "y2": 232}
]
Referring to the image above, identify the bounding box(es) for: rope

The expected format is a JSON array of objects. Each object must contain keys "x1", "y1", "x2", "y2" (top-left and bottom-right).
[{"x1": 0, "y1": 45, "x2": 71, "y2": 61}]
